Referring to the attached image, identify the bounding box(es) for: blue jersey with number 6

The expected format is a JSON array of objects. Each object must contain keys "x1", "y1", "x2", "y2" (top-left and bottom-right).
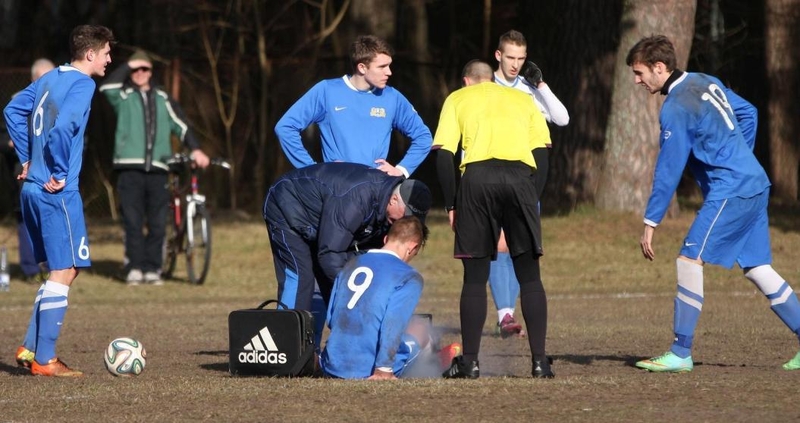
[
  {"x1": 320, "y1": 249, "x2": 423, "y2": 379},
  {"x1": 4, "y1": 65, "x2": 94, "y2": 191},
  {"x1": 644, "y1": 72, "x2": 770, "y2": 226},
  {"x1": 4, "y1": 65, "x2": 94, "y2": 269}
]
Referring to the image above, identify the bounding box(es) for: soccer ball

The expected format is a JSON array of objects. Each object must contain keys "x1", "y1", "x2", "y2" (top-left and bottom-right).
[{"x1": 104, "y1": 337, "x2": 146, "y2": 376}]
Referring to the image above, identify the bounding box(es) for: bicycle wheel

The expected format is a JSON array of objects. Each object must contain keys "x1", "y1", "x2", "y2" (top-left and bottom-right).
[
  {"x1": 162, "y1": 221, "x2": 180, "y2": 280},
  {"x1": 185, "y1": 203, "x2": 212, "y2": 284}
]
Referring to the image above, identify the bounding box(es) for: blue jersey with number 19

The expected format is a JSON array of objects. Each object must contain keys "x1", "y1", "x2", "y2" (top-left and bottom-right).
[
  {"x1": 4, "y1": 65, "x2": 95, "y2": 191},
  {"x1": 644, "y1": 72, "x2": 770, "y2": 226},
  {"x1": 320, "y1": 249, "x2": 423, "y2": 379}
]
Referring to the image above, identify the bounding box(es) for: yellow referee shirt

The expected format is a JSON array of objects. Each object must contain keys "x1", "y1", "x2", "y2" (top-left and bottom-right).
[{"x1": 432, "y1": 82, "x2": 550, "y2": 172}]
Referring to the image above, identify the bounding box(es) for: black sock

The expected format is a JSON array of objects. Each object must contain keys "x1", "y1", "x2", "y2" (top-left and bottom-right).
[
  {"x1": 513, "y1": 252, "x2": 548, "y2": 359},
  {"x1": 520, "y1": 288, "x2": 548, "y2": 359},
  {"x1": 461, "y1": 258, "x2": 490, "y2": 362}
]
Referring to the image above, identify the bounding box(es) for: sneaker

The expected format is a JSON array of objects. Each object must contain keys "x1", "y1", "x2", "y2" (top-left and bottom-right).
[
  {"x1": 532, "y1": 356, "x2": 555, "y2": 378},
  {"x1": 144, "y1": 271, "x2": 163, "y2": 286},
  {"x1": 442, "y1": 356, "x2": 479, "y2": 379},
  {"x1": 437, "y1": 343, "x2": 462, "y2": 371},
  {"x1": 499, "y1": 313, "x2": 523, "y2": 339},
  {"x1": 783, "y1": 351, "x2": 800, "y2": 371},
  {"x1": 126, "y1": 269, "x2": 144, "y2": 286},
  {"x1": 31, "y1": 357, "x2": 83, "y2": 377},
  {"x1": 15, "y1": 346, "x2": 35, "y2": 368},
  {"x1": 636, "y1": 351, "x2": 693, "y2": 373}
]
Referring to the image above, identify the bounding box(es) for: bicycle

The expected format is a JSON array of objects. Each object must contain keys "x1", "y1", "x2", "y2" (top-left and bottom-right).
[{"x1": 161, "y1": 152, "x2": 231, "y2": 285}]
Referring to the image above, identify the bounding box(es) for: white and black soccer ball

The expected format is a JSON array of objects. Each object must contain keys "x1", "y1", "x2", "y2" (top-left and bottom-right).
[{"x1": 104, "y1": 337, "x2": 146, "y2": 376}]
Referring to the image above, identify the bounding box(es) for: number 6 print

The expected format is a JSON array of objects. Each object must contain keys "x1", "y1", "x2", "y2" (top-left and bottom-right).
[{"x1": 78, "y1": 237, "x2": 90, "y2": 260}]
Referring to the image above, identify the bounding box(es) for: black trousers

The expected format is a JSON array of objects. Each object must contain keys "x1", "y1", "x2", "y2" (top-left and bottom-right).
[{"x1": 117, "y1": 170, "x2": 169, "y2": 273}]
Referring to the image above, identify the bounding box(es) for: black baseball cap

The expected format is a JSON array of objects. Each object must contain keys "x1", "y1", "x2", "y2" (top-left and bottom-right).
[{"x1": 398, "y1": 179, "x2": 432, "y2": 225}]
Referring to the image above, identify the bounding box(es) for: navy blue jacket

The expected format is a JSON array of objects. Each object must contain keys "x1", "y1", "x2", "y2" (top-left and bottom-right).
[{"x1": 263, "y1": 162, "x2": 403, "y2": 283}]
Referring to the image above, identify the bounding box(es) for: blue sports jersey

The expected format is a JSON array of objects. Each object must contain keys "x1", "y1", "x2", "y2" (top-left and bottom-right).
[
  {"x1": 320, "y1": 249, "x2": 423, "y2": 379},
  {"x1": 4, "y1": 65, "x2": 94, "y2": 191},
  {"x1": 644, "y1": 72, "x2": 770, "y2": 226},
  {"x1": 275, "y1": 76, "x2": 432, "y2": 175}
]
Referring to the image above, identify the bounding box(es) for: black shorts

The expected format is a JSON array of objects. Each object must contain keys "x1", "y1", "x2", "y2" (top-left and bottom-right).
[{"x1": 454, "y1": 159, "x2": 542, "y2": 259}]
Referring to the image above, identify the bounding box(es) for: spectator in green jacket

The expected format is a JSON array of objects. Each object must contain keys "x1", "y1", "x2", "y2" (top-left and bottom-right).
[{"x1": 99, "y1": 49, "x2": 210, "y2": 286}]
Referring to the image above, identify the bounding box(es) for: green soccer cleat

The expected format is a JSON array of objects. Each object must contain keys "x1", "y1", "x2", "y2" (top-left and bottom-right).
[
  {"x1": 782, "y1": 351, "x2": 800, "y2": 371},
  {"x1": 636, "y1": 351, "x2": 693, "y2": 373},
  {"x1": 15, "y1": 346, "x2": 35, "y2": 368}
]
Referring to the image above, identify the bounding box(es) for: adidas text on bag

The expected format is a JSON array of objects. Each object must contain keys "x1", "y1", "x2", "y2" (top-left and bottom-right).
[{"x1": 239, "y1": 326, "x2": 288, "y2": 364}]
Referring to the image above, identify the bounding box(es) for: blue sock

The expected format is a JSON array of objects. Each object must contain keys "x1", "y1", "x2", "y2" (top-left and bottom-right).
[
  {"x1": 22, "y1": 284, "x2": 46, "y2": 351},
  {"x1": 488, "y1": 253, "x2": 519, "y2": 315},
  {"x1": 670, "y1": 285, "x2": 703, "y2": 359},
  {"x1": 767, "y1": 283, "x2": 800, "y2": 341},
  {"x1": 34, "y1": 281, "x2": 70, "y2": 364}
]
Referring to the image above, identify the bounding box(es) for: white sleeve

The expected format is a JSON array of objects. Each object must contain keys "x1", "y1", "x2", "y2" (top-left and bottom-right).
[{"x1": 532, "y1": 84, "x2": 569, "y2": 127}]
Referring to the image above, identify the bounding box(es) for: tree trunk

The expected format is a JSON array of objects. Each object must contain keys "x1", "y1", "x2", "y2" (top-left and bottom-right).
[
  {"x1": 765, "y1": 0, "x2": 800, "y2": 201},
  {"x1": 343, "y1": 0, "x2": 396, "y2": 41},
  {"x1": 519, "y1": 0, "x2": 624, "y2": 212},
  {"x1": 597, "y1": 0, "x2": 697, "y2": 214}
]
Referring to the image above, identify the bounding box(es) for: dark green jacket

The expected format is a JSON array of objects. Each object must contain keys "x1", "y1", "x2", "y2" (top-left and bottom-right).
[{"x1": 99, "y1": 64, "x2": 199, "y2": 172}]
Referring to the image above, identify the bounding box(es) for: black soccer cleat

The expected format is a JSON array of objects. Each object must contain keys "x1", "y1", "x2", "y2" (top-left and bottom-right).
[
  {"x1": 532, "y1": 356, "x2": 555, "y2": 379},
  {"x1": 442, "y1": 356, "x2": 480, "y2": 379}
]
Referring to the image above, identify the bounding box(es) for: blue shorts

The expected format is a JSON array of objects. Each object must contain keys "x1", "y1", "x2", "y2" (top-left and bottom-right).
[
  {"x1": 680, "y1": 189, "x2": 771, "y2": 269},
  {"x1": 20, "y1": 184, "x2": 91, "y2": 270}
]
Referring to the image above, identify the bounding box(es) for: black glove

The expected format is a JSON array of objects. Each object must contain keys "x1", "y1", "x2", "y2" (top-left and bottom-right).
[{"x1": 521, "y1": 61, "x2": 543, "y2": 87}]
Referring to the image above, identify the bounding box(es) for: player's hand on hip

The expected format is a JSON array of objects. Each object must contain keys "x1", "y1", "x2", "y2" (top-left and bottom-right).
[
  {"x1": 640, "y1": 224, "x2": 656, "y2": 261},
  {"x1": 43, "y1": 176, "x2": 65, "y2": 193},
  {"x1": 374, "y1": 159, "x2": 403, "y2": 177}
]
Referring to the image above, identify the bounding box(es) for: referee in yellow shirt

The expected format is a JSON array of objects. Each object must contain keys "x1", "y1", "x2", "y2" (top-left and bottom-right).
[{"x1": 433, "y1": 60, "x2": 554, "y2": 379}]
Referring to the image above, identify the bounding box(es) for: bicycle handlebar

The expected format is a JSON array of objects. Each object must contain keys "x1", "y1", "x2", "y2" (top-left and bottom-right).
[{"x1": 165, "y1": 153, "x2": 231, "y2": 171}]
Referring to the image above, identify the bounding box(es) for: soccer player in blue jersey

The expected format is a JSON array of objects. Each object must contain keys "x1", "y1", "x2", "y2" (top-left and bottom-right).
[
  {"x1": 4, "y1": 24, "x2": 115, "y2": 377},
  {"x1": 263, "y1": 162, "x2": 432, "y2": 349},
  {"x1": 274, "y1": 35, "x2": 432, "y2": 178},
  {"x1": 627, "y1": 35, "x2": 800, "y2": 373},
  {"x1": 320, "y1": 216, "x2": 434, "y2": 379},
  {"x1": 3, "y1": 58, "x2": 55, "y2": 282}
]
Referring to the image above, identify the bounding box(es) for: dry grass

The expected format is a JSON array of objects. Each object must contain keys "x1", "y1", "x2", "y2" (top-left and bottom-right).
[{"x1": 1, "y1": 204, "x2": 799, "y2": 422}]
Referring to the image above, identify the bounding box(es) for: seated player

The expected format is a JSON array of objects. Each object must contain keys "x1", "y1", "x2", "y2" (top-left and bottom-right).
[{"x1": 319, "y1": 216, "x2": 460, "y2": 379}]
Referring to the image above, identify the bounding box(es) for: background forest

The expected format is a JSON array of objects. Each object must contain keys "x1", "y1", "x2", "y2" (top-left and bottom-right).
[{"x1": 0, "y1": 0, "x2": 797, "y2": 218}]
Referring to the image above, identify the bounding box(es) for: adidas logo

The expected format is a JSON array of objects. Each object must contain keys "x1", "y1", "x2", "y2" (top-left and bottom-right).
[{"x1": 238, "y1": 326, "x2": 288, "y2": 364}]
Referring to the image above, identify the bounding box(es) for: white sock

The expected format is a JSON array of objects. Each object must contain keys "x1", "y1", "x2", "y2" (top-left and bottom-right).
[{"x1": 497, "y1": 308, "x2": 514, "y2": 322}]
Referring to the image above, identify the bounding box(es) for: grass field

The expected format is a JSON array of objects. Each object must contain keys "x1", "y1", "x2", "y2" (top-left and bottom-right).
[{"x1": 1, "y1": 205, "x2": 799, "y2": 422}]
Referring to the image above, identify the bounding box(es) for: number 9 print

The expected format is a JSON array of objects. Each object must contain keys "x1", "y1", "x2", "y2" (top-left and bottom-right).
[{"x1": 346, "y1": 266, "x2": 374, "y2": 309}]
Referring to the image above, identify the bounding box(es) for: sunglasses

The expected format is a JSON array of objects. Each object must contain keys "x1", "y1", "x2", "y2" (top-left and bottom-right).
[{"x1": 131, "y1": 66, "x2": 152, "y2": 73}]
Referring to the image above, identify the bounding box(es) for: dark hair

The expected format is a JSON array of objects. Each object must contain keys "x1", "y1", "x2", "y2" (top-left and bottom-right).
[
  {"x1": 388, "y1": 216, "x2": 428, "y2": 248},
  {"x1": 461, "y1": 59, "x2": 493, "y2": 81},
  {"x1": 70, "y1": 25, "x2": 115, "y2": 61},
  {"x1": 625, "y1": 35, "x2": 677, "y2": 71},
  {"x1": 350, "y1": 35, "x2": 394, "y2": 72},
  {"x1": 497, "y1": 30, "x2": 527, "y2": 51}
]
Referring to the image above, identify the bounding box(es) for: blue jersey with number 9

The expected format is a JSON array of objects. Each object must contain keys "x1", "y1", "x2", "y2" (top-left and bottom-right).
[{"x1": 320, "y1": 249, "x2": 423, "y2": 378}]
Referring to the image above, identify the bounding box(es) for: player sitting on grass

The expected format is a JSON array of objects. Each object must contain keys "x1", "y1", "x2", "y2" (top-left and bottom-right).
[{"x1": 319, "y1": 216, "x2": 461, "y2": 379}]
